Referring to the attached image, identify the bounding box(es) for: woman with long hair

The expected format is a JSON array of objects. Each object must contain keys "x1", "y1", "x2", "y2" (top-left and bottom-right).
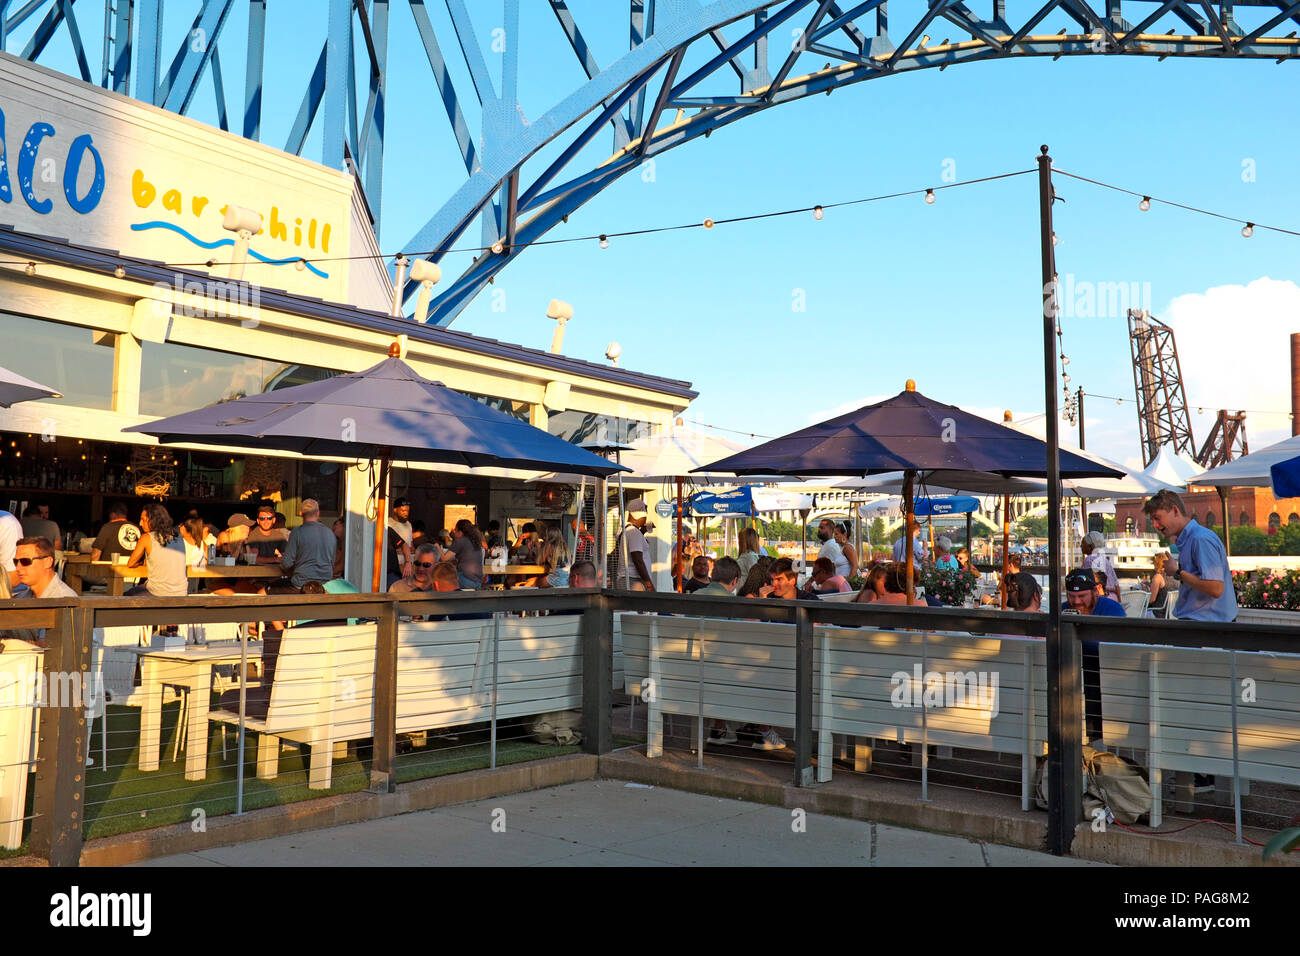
[
  {"x1": 126, "y1": 503, "x2": 188, "y2": 597},
  {"x1": 538, "y1": 523, "x2": 571, "y2": 587},
  {"x1": 737, "y1": 562, "x2": 774, "y2": 598},
  {"x1": 450, "y1": 518, "x2": 485, "y2": 589},
  {"x1": 855, "y1": 562, "x2": 889, "y2": 603},
  {"x1": 1148, "y1": 551, "x2": 1170, "y2": 617},
  {"x1": 833, "y1": 522, "x2": 859, "y2": 577},
  {"x1": 737, "y1": 526, "x2": 763, "y2": 577}
]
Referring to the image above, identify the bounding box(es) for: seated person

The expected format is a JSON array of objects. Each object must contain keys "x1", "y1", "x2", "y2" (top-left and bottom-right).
[
  {"x1": 932, "y1": 536, "x2": 959, "y2": 570},
  {"x1": 682, "y1": 555, "x2": 712, "y2": 593},
  {"x1": 771, "y1": 558, "x2": 817, "y2": 601},
  {"x1": 802, "y1": 556, "x2": 851, "y2": 594},
  {"x1": 855, "y1": 562, "x2": 889, "y2": 603},
  {"x1": 389, "y1": 544, "x2": 440, "y2": 593},
  {"x1": 4, "y1": 537, "x2": 77, "y2": 645},
  {"x1": 697, "y1": 556, "x2": 741, "y2": 597},
  {"x1": 216, "y1": 513, "x2": 252, "y2": 556},
  {"x1": 1062, "y1": 568, "x2": 1126, "y2": 617},
  {"x1": 868, "y1": 562, "x2": 912, "y2": 605},
  {"x1": 568, "y1": 560, "x2": 598, "y2": 589},
  {"x1": 1004, "y1": 572, "x2": 1042, "y2": 612},
  {"x1": 244, "y1": 503, "x2": 290, "y2": 564}
]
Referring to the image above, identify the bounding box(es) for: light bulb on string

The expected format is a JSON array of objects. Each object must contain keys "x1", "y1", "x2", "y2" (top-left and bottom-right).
[
  {"x1": 295, "y1": 258, "x2": 307, "y2": 271},
  {"x1": 812, "y1": 205, "x2": 824, "y2": 220},
  {"x1": 598, "y1": 235, "x2": 609, "y2": 249},
  {"x1": 924, "y1": 189, "x2": 936, "y2": 204},
  {"x1": 1116, "y1": 398, "x2": 1122, "y2": 405},
  {"x1": 1051, "y1": 233, "x2": 1060, "y2": 246},
  {"x1": 114, "y1": 266, "x2": 126, "y2": 279},
  {"x1": 491, "y1": 240, "x2": 505, "y2": 254},
  {"x1": 24, "y1": 262, "x2": 35, "y2": 276},
  {"x1": 1241, "y1": 222, "x2": 1254, "y2": 238},
  {"x1": 702, "y1": 218, "x2": 714, "y2": 229},
  {"x1": 1139, "y1": 196, "x2": 1151, "y2": 212}
]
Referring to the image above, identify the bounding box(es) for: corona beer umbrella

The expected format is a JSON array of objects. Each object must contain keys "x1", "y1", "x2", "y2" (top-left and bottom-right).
[{"x1": 125, "y1": 344, "x2": 626, "y2": 590}]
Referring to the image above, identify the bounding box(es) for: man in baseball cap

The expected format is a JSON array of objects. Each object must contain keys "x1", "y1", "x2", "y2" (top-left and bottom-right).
[
  {"x1": 616, "y1": 498, "x2": 655, "y2": 590},
  {"x1": 1063, "y1": 566, "x2": 1125, "y2": 745},
  {"x1": 280, "y1": 498, "x2": 335, "y2": 590}
]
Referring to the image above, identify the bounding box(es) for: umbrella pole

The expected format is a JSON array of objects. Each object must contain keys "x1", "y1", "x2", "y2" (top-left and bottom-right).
[
  {"x1": 676, "y1": 477, "x2": 684, "y2": 593},
  {"x1": 371, "y1": 453, "x2": 391, "y2": 593},
  {"x1": 903, "y1": 470, "x2": 916, "y2": 605},
  {"x1": 1000, "y1": 493, "x2": 1010, "y2": 609},
  {"x1": 1219, "y1": 486, "x2": 1232, "y2": 556},
  {"x1": 965, "y1": 512, "x2": 972, "y2": 560}
]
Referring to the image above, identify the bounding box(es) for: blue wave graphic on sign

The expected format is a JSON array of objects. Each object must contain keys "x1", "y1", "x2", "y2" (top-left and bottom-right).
[{"x1": 129, "y1": 221, "x2": 330, "y2": 278}]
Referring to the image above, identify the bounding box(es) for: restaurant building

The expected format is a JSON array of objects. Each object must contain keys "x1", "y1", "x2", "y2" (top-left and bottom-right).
[{"x1": 0, "y1": 54, "x2": 696, "y2": 588}]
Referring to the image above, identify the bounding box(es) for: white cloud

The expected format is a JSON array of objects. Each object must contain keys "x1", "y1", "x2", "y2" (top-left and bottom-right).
[{"x1": 1164, "y1": 277, "x2": 1300, "y2": 453}]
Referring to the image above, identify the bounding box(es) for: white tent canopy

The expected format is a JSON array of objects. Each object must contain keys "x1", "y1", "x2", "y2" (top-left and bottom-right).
[{"x1": 1188, "y1": 433, "x2": 1300, "y2": 488}]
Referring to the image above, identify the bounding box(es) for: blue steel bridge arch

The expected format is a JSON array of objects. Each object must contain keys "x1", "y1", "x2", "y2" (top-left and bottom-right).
[{"x1": 4, "y1": 0, "x2": 1299, "y2": 325}]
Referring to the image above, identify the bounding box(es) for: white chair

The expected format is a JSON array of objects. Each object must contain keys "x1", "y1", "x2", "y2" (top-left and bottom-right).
[{"x1": 1120, "y1": 590, "x2": 1149, "y2": 618}]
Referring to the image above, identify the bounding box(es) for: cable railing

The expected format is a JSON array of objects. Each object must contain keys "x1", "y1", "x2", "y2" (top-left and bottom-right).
[{"x1": 2, "y1": 590, "x2": 1297, "y2": 865}]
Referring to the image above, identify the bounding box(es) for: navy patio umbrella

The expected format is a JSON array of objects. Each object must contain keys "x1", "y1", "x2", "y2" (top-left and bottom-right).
[
  {"x1": 1271, "y1": 455, "x2": 1300, "y2": 499},
  {"x1": 699, "y1": 381, "x2": 1123, "y2": 601},
  {"x1": 0, "y1": 365, "x2": 61, "y2": 408},
  {"x1": 125, "y1": 346, "x2": 626, "y2": 590}
]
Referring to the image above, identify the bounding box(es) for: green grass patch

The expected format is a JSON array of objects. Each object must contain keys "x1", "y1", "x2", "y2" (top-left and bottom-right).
[{"x1": 5, "y1": 703, "x2": 584, "y2": 849}]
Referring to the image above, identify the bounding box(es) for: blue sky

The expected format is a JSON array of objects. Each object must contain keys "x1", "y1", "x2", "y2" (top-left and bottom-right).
[{"x1": 13, "y1": 2, "x2": 1300, "y2": 469}]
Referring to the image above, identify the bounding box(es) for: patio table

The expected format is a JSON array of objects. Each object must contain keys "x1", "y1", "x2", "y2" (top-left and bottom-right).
[
  {"x1": 129, "y1": 644, "x2": 261, "y2": 780},
  {"x1": 64, "y1": 556, "x2": 283, "y2": 595}
]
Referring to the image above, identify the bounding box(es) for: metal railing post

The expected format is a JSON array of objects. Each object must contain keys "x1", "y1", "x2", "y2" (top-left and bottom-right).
[
  {"x1": 1046, "y1": 616, "x2": 1083, "y2": 854},
  {"x1": 920, "y1": 627, "x2": 929, "y2": 802},
  {"x1": 370, "y1": 600, "x2": 398, "y2": 793},
  {"x1": 580, "y1": 592, "x2": 613, "y2": 754},
  {"x1": 30, "y1": 604, "x2": 92, "y2": 865},
  {"x1": 1229, "y1": 650, "x2": 1243, "y2": 844},
  {"x1": 236, "y1": 623, "x2": 247, "y2": 815},
  {"x1": 490, "y1": 611, "x2": 500, "y2": 770},
  {"x1": 793, "y1": 604, "x2": 814, "y2": 787}
]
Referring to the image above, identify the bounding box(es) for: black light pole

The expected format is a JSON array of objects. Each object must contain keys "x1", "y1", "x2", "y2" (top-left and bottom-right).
[
  {"x1": 1039, "y1": 145, "x2": 1082, "y2": 855},
  {"x1": 1078, "y1": 387, "x2": 1088, "y2": 533}
]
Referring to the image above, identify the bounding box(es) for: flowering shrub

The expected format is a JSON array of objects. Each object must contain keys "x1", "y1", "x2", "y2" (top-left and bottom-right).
[
  {"x1": 1232, "y1": 568, "x2": 1300, "y2": 611},
  {"x1": 919, "y1": 565, "x2": 982, "y2": 606}
]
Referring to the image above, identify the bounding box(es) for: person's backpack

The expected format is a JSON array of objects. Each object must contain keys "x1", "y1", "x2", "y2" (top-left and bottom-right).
[
  {"x1": 1034, "y1": 745, "x2": 1153, "y2": 824},
  {"x1": 525, "y1": 711, "x2": 582, "y2": 746}
]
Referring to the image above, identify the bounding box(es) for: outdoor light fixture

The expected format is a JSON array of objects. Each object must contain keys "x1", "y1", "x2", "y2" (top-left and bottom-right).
[
  {"x1": 390, "y1": 254, "x2": 411, "y2": 317},
  {"x1": 605, "y1": 341, "x2": 622, "y2": 367},
  {"x1": 813, "y1": 205, "x2": 824, "y2": 220},
  {"x1": 491, "y1": 240, "x2": 505, "y2": 254},
  {"x1": 222, "y1": 204, "x2": 264, "y2": 280},
  {"x1": 1139, "y1": 196, "x2": 1151, "y2": 211},
  {"x1": 703, "y1": 218, "x2": 714, "y2": 229},
  {"x1": 547, "y1": 299, "x2": 574, "y2": 354},
  {"x1": 24, "y1": 262, "x2": 35, "y2": 276},
  {"x1": 1052, "y1": 232, "x2": 1060, "y2": 246},
  {"x1": 1242, "y1": 222, "x2": 1254, "y2": 238},
  {"x1": 410, "y1": 259, "x2": 443, "y2": 324},
  {"x1": 295, "y1": 258, "x2": 307, "y2": 271},
  {"x1": 114, "y1": 266, "x2": 126, "y2": 279},
  {"x1": 924, "y1": 189, "x2": 936, "y2": 204},
  {"x1": 598, "y1": 235, "x2": 609, "y2": 249}
]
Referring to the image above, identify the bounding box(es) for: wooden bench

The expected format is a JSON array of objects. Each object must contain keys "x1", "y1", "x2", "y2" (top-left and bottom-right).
[
  {"x1": 207, "y1": 616, "x2": 584, "y2": 789},
  {"x1": 1098, "y1": 642, "x2": 1300, "y2": 825}
]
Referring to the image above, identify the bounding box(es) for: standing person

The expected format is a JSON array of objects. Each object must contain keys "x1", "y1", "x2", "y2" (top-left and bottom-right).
[
  {"x1": 737, "y1": 526, "x2": 764, "y2": 577},
  {"x1": 672, "y1": 525, "x2": 704, "y2": 587},
  {"x1": 833, "y1": 522, "x2": 859, "y2": 577},
  {"x1": 538, "y1": 523, "x2": 571, "y2": 587},
  {"x1": 893, "y1": 516, "x2": 928, "y2": 564},
  {"x1": 572, "y1": 520, "x2": 596, "y2": 566},
  {"x1": 387, "y1": 496, "x2": 415, "y2": 583},
  {"x1": 615, "y1": 499, "x2": 655, "y2": 591},
  {"x1": 279, "y1": 499, "x2": 337, "y2": 590},
  {"x1": 449, "y1": 518, "x2": 485, "y2": 590},
  {"x1": 1080, "y1": 530, "x2": 1121, "y2": 603},
  {"x1": 815, "y1": 518, "x2": 848, "y2": 577},
  {"x1": 125, "y1": 503, "x2": 189, "y2": 597},
  {"x1": 331, "y1": 517, "x2": 347, "y2": 579},
  {"x1": 0, "y1": 508, "x2": 24, "y2": 588},
  {"x1": 1143, "y1": 490, "x2": 1237, "y2": 622}
]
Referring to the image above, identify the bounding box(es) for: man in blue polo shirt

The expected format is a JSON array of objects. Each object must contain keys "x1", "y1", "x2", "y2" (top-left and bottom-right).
[{"x1": 1142, "y1": 489, "x2": 1237, "y2": 623}]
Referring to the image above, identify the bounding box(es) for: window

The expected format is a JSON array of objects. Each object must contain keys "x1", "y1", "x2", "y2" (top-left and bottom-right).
[
  {"x1": 1125, "y1": 517, "x2": 1135, "y2": 534},
  {"x1": 0, "y1": 313, "x2": 115, "y2": 409},
  {"x1": 1269, "y1": 512, "x2": 1281, "y2": 530},
  {"x1": 548, "y1": 409, "x2": 652, "y2": 445},
  {"x1": 1205, "y1": 510, "x2": 1216, "y2": 527},
  {"x1": 1242, "y1": 512, "x2": 1252, "y2": 526},
  {"x1": 139, "y1": 342, "x2": 336, "y2": 415},
  {"x1": 1289, "y1": 513, "x2": 1299, "y2": 525}
]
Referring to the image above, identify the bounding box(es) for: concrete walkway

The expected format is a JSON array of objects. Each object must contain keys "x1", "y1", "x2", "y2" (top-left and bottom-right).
[{"x1": 137, "y1": 781, "x2": 1109, "y2": 867}]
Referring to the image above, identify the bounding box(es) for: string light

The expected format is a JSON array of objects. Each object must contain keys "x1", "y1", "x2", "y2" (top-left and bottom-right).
[
  {"x1": 114, "y1": 266, "x2": 126, "y2": 279},
  {"x1": 24, "y1": 262, "x2": 34, "y2": 276},
  {"x1": 924, "y1": 189, "x2": 936, "y2": 204},
  {"x1": 1139, "y1": 196, "x2": 1151, "y2": 211},
  {"x1": 490, "y1": 240, "x2": 505, "y2": 254},
  {"x1": 702, "y1": 218, "x2": 714, "y2": 229},
  {"x1": 812, "y1": 205, "x2": 824, "y2": 220},
  {"x1": 295, "y1": 258, "x2": 307, "y2": 271},
  {"x1": 598, "y1": 235, "x2": 609, "y2": 249},
  {"x1": 1241, "y1": 222, "x2": 1254, "y2": 238}
]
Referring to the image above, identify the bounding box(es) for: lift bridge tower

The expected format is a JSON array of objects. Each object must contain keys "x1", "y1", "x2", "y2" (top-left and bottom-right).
[{"x1": 1128, "y1": 309, "x2": 1247, "y2": 468}]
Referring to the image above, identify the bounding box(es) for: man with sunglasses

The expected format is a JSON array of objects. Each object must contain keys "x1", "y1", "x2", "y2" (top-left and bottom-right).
[
  {"x1": 13, "y1": 537, "x2": 77, "y2": 600},
  {"x1": 389, "y1": 543, "x2": 442, "y2": 593},
  {"x1": 244, "y1": 502, "x2": 290, "y2": 564}
]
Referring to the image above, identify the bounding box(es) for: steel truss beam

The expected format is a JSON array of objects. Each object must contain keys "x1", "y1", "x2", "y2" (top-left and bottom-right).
[{"x1": 2, "y1": 0, "x2": 1298, "y2": 325}]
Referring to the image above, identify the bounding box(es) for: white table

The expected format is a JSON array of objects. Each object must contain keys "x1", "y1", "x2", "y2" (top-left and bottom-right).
[
  {"x1": 129, "y1": 644, "x2": 259, "y2": 780},
  {"x1": 0, "y1": 640, "x2": 43, "y2": 849}
]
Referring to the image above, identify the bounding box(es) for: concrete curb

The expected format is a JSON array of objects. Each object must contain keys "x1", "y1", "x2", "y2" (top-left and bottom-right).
[{"x1": 76, "y1": 754, "x2": 598, "y2": 867}]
